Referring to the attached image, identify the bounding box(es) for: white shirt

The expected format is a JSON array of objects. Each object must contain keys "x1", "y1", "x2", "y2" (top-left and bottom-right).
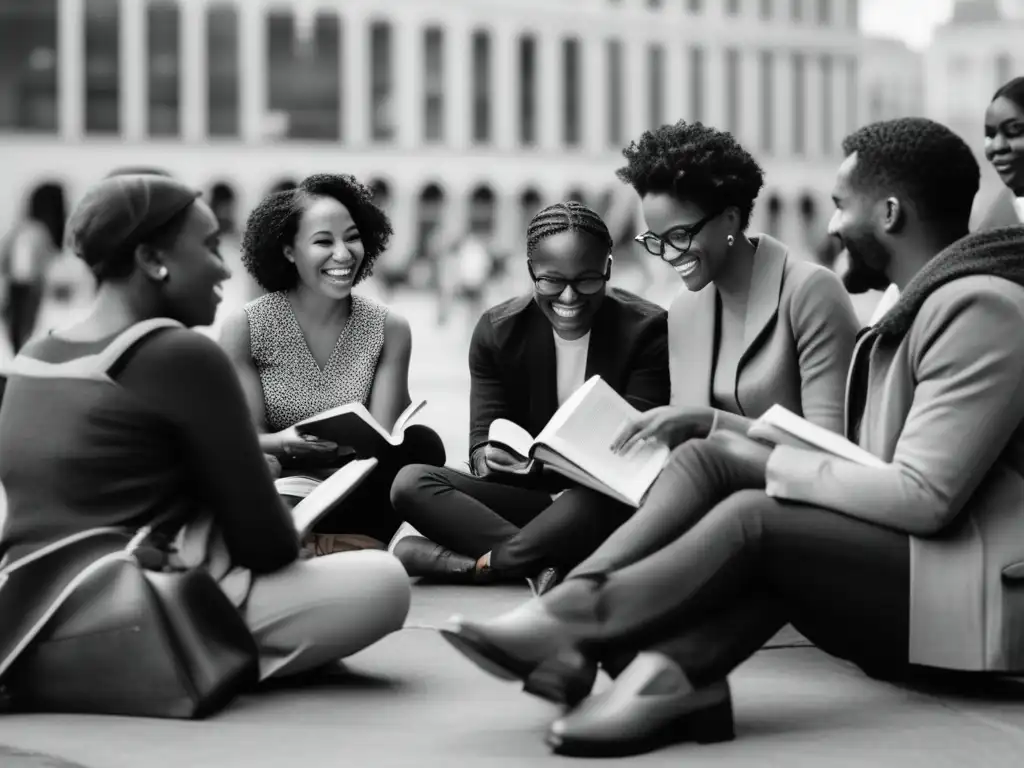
[
  {"x1": 870, "y1": 283, "x2": 901, "y2": 325},
  {"x1": 1014, "y1": 197, "x2": 1024, "y2": 224},
  {"x1": 553, "y1": 331, "x2": 590, "y2": 406}
]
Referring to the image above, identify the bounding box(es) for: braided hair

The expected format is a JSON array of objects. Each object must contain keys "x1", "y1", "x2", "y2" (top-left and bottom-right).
[{"x1": 526, "y1": 201, "x2": 613, "y2": 258}]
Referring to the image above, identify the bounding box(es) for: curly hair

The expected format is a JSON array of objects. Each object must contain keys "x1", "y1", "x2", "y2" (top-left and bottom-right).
[
  {"x1": 241, "y1": 173, "x2": 393, "y2": 292},
  {"x1": 993, "y1": 76, "x2": 1024, "y2": 110},
  {"x1": 616, "y1": 121, "x2": 765, "y2": 229},
  {"x1": 526, "y1": 201, "x2": 613, "y2": 258},
  {"x1": 841, "y1": 117, "x2": 979, "y2": 230}
]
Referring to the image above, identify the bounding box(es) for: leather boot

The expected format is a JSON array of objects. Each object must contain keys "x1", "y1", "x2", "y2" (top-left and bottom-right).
[{"x1": 393, "y1": 536, "x2": 487, "y2": 583}]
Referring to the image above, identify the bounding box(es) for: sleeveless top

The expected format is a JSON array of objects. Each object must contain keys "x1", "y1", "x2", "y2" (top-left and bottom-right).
[{"x1": 244, "y1": 291, "x2": 389, "y2": 432}]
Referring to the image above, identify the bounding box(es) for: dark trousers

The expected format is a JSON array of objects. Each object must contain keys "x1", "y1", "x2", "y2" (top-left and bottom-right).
[
  {"x1": 313, "y1": 424, "x2": 446, "y2": 543},
  {"x1": 543, "y1": 435, "x2": 910, "y2": 684},
  {"x1": 5, "y1": 282, "x2": 44, "y2": 353},
  {"x1": 389, "y1": 465, "x2": 634, "y2": 575}
]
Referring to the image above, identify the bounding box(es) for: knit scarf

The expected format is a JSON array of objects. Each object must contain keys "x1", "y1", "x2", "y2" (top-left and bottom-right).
[{"x1": 874, "y1": 226, "x2": 1024, "y2": 340}]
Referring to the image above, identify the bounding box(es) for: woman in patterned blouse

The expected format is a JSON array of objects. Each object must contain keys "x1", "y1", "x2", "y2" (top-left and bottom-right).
[{"x1": 220, "y1": 174, "x2": 445, "y2": 554}]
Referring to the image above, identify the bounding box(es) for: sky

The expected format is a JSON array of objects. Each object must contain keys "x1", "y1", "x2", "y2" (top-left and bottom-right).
[{"x1": 860, "y1": 0, "x2": 955, "y2": 49}]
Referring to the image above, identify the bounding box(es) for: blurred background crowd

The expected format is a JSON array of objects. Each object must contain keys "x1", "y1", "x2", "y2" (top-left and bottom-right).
[{"x1": 0, "y1": 0, "x2": 1020, "y2": 362}]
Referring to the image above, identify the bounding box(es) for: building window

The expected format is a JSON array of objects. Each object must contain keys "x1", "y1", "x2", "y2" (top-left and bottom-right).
[
  {"x1": 820, "y1": 55, "x2": 833, "y2": 153},
  {"x1": 725, "y1": 48, "x2": 740, "y2": 135},
  {"x1": 369, "y1": 179, "x2": 392, "y2": 211},
  {"x1": 85, "y1": 0, "x2": 120, "y2": 134},
  {"x1": 266, "y1": 10, "x2": 296, "y2": 140},
  {"x1": 607, "y1": 39, "x2": 624, "y2": 146},
  {"x1": 469, "y1": 185, "x2": 497, "y2": 237},
  {"x1": 868, "y1": 85, "x2": 883, "y2": 122},
  {"x1": 792, "y1": 52, "x2": 806, "y2": 155},
  {"x1": 759, "y1": 51, "x2": 774, "y2": 153},
  {"x1": 790, "y1": 0, "x2": 803, "y2": 22},
  {"x1": 519, "y1": 36, "x2": 537, "y2": 145},
  {"x1": 816, "y1": 0, "x2": 830, "y2": 24},
  {"x1": 648, "y1": 0, "x2": 664, "y2": 7},
  {"x1": 845, "y1": 57, "x2": 858, "y2": 134},
  {"x1": 0, "y1": 0, "x2": 58, "y2": 132},
  {"x1": 206, "y1": 6, "x2": 239, "y2": 137},
  {"x1": 847, "y1": 0, "x2": 859, "y2": 28},
  {"x1": 370, "y1": 21, "x2": 394, "y2": 141},
  {"x1": 563, "y1": 37, "x2": 582, "y2": 147},
  {"x1": 519, "y1": 188, "x2": 543, "y2": 237},
  {"x1": 208, "y1": 182, "x2": 238, "y2": 236},
  {"x1": 689, "y1": 46, "x2": 705, "y2": 123},
  {"x1": 416, "y1": 183, "x2": 446, "y2": 262},
  {"x1": 760, "y1": 0, "x2": 773, "y2": 19},
  {"x1": 146, "y1": 3, "x2": 180, "y2": 137},
  {"x1": 766, "y1": 194, "x2": 783, "y2": 238},
  {"x1": 726, "y1": 0, "x2": 741, "y2": 15},
  {"x1": 648, "y1": 44, "x2": 665, "y2": 130},
  {"x1": 424, "y1": 27, "x2": 445, "y2": 142},
  {"x1": 471, "y1": 30, "x2": 492, "y2": 144},
  {"x1": 304, "y1": 13, "x2": 341, "y2": 141},
  {"x1": 996, "y1": 53, "x2": 1014, "y2": 90},
  {"x1": 687, "y1": 0, "x2": 703, "y2": 12}
]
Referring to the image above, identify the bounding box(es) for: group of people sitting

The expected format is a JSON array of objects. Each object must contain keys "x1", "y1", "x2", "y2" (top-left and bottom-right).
[{"x1": 0, "y1": 75, "x2": 1023, "y2": 758}]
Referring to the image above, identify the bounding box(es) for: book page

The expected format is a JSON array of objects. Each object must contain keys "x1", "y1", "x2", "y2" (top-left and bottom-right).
[
  {"x1": 291, "y1": 458, "x2": 379, "y2": 538},
  {"x1": 750, "y1": 405, "x2": 888, "y2": 469},
  {"x1": 487, "y1": 419, "x2": 535, "y2": 459},
  {"x1": 534, "y1": 376, "x2": 669, "y2": 506},
  {"x1": 392, "y1": 399, "x2": 427, "y2": 439}
]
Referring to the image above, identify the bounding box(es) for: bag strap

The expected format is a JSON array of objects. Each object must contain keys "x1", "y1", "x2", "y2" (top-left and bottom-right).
[
  {"x1": 92, "y1": 318, "x2": 185, "y2": 376},
  {"x1": 0, "y1": 526, "x2": 124, "y2": 579},
  {"x1": 0, "y1": 318, "x2": 183, "y2": 382}
]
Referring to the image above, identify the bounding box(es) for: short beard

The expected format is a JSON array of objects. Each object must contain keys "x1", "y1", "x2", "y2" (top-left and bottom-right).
[{"x1": 838, "y1": 243, "x2": 891, "y2": 294}]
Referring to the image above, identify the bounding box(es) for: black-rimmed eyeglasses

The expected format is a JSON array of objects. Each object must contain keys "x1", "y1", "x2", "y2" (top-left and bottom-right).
[
  {"x1": 634, "y1": 211, "x2": 720, "y2": 260},
  {"x1": 527, "y1": 259, "x2": 612, "y2": 297}
]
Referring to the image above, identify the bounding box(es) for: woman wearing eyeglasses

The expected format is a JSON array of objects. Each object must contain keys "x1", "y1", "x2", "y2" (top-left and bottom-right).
[
  {"x1": 389, "y1": 201, "x2": 670, "y2": 586},
  {"x1": 557, "y1": 120, "x2": 860, "y2": 576}
]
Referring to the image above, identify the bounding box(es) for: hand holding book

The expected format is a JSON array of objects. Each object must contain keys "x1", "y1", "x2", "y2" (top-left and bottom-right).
[{"x1": 610, "y1": 405, "x2": 715, "y2": 455}]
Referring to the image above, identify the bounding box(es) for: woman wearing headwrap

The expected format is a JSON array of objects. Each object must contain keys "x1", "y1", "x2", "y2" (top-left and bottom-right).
[{"x1": 0, "y1": 174, "x2": 411, "y2": 695}]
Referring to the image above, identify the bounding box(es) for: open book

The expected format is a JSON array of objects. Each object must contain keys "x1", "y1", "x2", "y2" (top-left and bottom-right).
[
  {"x1": 486, "y1": 376, "x2": 669, "y2": 507},
  {"x1": 292, "y1": 399, "x2": 426, "y2": 458},
  {"x1": 277, "y1": 458, "x2": 379, "y2": 539},
  {"x1": 747, "y1": 405, "x2": 888, "y2": 469}
]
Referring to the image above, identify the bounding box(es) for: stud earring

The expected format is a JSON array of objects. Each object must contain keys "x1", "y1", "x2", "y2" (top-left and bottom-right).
[
  {"x1": 726, "y1": 235, "x2": 735, "y2": 247},
  {"x1": 156, "y1": 266, "x2": 169, "y2": 281}
]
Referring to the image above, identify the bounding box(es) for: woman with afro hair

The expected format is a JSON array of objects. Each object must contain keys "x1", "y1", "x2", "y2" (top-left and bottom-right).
[{"x1": 220, "y1": 174, "x2": 445, "y2": 555}]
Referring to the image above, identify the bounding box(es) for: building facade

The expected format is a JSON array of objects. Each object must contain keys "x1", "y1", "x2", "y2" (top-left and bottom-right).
[
  {"x1": 0, "y1": 0, "x2": 863, "y2": 270},
  {"x1": 924, "y1": 0, "x2": 1024, "y2": 219},
  {"x1": 860, "y1": 37, "x2": 924, "y2": 125}
]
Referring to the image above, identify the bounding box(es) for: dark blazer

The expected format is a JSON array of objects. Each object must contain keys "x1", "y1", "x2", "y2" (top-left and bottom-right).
[{"x1": 467, "y1": 288, "x2": 669, "y2": 459}]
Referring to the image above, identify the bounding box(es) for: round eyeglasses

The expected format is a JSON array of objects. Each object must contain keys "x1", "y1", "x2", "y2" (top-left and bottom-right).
[
  {"x1": 634, "y1": 211, "x2": 720, "y2": 260},
  {"x1": 527, "y1": 260, "x2": 611, "y2": 297}
]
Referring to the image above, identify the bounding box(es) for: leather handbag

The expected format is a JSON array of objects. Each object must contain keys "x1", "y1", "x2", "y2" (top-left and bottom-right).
[{"x1": 0, "y1": 521, "x2": 260, "y2": 719}]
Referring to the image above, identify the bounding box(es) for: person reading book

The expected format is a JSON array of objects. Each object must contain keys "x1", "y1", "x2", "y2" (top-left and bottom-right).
[
  {"x1": 220, "y1": 174, "x2": 445, "y2": 554},
  {"x1": 438, "y1": 118, "x2": 1024, "y2": 757},
  {"x1": 389, "y1": 201, "x2": 670, "y2": 587},
  {"x1": 0, "y1": 175, "x2": 411, "y2": 700},
  {"x1": 548, "y1": 120, "x2": 860, "y2": 577}
]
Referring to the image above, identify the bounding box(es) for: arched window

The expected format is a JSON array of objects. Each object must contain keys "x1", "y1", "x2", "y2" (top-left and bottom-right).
[
  {"x1": 208, "y1": 182, "x2": 238, "y2": 235},
  {"x1": 518, "y1": 188, "x2": 543, "y2": 235},
  {"x1": 369, "y1": 178, "x2": 392, "y2": 211},
  {"x1": 269, "y1": 179, "x2": 297, "y2": 194},
  {"x1": 468, "y1": 185, "x2": 496, "y2": 237},
  {"x1": 416, "y1": 183, "x2": 446, "y2": 261},
  {"x1": 25, "y1": 181, "x2": 67, "y2": 250},
  {"x1": 766, "y1": 193, "x2": 783, "y2": 239},
  {"x1": 565, "y1": 188, "x2": 587, "y2": 207}
]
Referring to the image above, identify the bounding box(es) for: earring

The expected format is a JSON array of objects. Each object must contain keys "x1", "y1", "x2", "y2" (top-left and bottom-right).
[
  {"x1": 156, "y1": 266, "x2": 169, "y2": 281},
  {"x1": 727, "y1": 235, "x2": 735, "y2": 247}
]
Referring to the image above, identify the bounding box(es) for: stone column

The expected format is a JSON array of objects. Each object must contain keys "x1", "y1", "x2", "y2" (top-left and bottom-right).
[
  {"x1": 240, "y1": 2, "x2": 267, "y2": 144},
  {"x1": 445, "y1": 20, "x2": 470, "y2": 151},
  {"x1": 58, "y1": 0, "x2": 84, "y2": 141},
  {"x1": 493, "y1": 26, "x2": 517, "y2": 152},
  {"x1": 396, "y1": 19, "x2": 421, "y2": 149},
  {"x1": 120, "y1": 0, "x2": 146, "y2": 140},
  {"x1": 181, "y1": 0, "x2": 207, "y2": 143},
  {"x1": 539, "y1": 31, "x2": 561, "y2": 151}
]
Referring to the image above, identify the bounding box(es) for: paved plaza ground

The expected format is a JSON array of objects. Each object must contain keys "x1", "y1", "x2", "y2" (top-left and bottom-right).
[{"x1": 5, "y1": 270, "x2": 1023, "y2": 766}]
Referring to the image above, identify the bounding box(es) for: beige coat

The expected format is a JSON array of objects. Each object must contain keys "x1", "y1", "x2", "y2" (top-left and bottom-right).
[
  {"x1": 669, "y1": 234, "x2": 859, "y2": 433},
  {"x1": 764, "y1": 273, "x2": 1024, "y2": 671}
]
